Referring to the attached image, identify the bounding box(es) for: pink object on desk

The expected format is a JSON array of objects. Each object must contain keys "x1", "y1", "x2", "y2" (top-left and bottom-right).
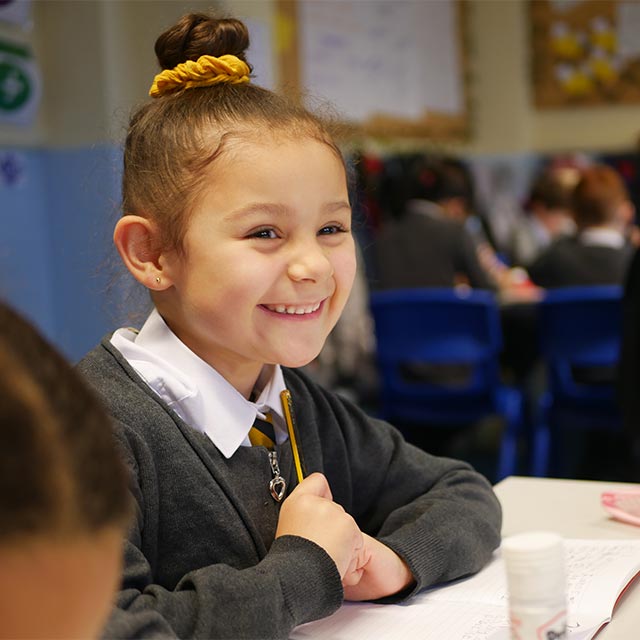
[{"x1": 601, "y1": 490, "x2": 640, "y2": 527}]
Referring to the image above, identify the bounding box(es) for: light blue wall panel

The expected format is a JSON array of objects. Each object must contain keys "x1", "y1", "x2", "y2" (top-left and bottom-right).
[
  {"x1": 43, "y1": 145, "x2": 125, "y2": 362},
  {"x1": 0, "y1": 149, "x2": 56, "y2": 341},
  {"x1": 0, "y1": 145, "x2": 126, "y2": 362}
]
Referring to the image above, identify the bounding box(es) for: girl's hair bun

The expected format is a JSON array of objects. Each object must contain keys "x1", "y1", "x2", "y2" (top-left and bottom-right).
[{"x1": 154, "y1": 13, "x2": 250, "y2": 71}]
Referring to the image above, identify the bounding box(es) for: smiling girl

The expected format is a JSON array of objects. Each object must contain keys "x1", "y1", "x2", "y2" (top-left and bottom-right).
[{"x1": 78, "y1": 13, "x2": 501, "y2": 639}]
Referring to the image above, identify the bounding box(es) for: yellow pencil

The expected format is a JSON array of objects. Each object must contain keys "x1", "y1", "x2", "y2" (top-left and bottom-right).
[{"x1": 280, "y1": 389, "x2": 306, "y2": 484}]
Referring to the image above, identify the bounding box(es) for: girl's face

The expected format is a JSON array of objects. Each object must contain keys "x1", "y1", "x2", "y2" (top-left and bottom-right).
[{"x1": 157, "y1": 135, "x2": 356, "y2": 396}]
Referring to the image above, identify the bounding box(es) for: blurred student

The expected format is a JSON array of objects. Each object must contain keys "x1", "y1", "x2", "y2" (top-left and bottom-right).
[
  {"x1": 509, "y1": 166, "x2": 578, "y2": 268},
  {"x1": 372, "y1": 155, "x2": 540, "y2": 305},
  {"x1": 529, "y1": 164, "x2": 635, "y2": 288},
  {"x1": 0, "y1": 301, "x2": 131, "y2": 639},
  {"x1": 373, "y1": 155, "x2": 495, "y2": 290}
]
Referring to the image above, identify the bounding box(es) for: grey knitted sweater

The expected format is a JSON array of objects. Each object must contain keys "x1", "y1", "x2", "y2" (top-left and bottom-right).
[{"x1": 78, "y1": 339, "x2": 501, "y2": 640}]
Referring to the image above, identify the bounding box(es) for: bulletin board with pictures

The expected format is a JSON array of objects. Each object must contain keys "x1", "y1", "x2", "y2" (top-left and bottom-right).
[
  {"x1": 275, "y1": 0, "x2": 470, "y2": 140},
  {"x1": 531, "y1": 0, "x2": 640, "y2": 107}
]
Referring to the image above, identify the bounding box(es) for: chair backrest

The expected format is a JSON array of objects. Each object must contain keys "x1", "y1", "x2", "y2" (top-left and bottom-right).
[
  {"x1": 370, "y1": 288, "x2": 503, "y2": 422},
  {"x1": 538, "y1": 285, "x2": 623, "y2": 405}
]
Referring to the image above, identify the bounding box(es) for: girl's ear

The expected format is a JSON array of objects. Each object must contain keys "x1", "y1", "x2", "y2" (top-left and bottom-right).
[
  {"x1": 113, "y1": 216, "x2": 172, "y2": 290},
  {"x1": 620, "y1": 200, "x2": 636, "y2": 228}
]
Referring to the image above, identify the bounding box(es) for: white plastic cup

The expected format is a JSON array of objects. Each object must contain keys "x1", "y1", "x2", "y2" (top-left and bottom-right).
[{"x1": 502, "y1": 531, "x2": 567, "y2": 640}]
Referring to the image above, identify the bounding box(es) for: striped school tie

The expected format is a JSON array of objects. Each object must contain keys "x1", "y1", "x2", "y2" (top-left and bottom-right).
[{"x1": 249, "y1": 412, "x2": 276, "y2": 449}]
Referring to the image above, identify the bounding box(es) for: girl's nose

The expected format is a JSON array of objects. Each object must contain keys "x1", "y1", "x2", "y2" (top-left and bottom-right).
[{"x1": 287, "y1": 241, "x2": 334, "y2": 283}]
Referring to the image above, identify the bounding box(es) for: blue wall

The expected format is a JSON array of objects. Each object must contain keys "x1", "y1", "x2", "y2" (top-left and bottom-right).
[
  {"x1": 0, "y1": 145, "x2": 128, "y2": 362},
  {"x1": 0, "y1": 149, "x2": 55, "y2": 339}
]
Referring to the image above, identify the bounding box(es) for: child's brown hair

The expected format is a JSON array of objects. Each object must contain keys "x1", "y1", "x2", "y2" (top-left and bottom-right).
[
  {"x1": 572, "y1": 164, "x2": 630, "y2": 229},
  {"x1": 0, "y1": 302, "x2": 131, "y2": 542}
]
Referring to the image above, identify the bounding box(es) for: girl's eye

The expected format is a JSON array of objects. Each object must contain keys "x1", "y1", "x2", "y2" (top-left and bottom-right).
[
  {"x1": 250, "y1": 228, "x2": 279, "y2": 240},
  {"x1": 319, "y1": 224, "x2": 348, "y2": 235}
]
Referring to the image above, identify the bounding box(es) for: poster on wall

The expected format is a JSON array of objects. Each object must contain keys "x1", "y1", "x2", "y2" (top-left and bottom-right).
[
  {"x1": 298, "y1": 0, "x2": 463, "y2": 121},
  {"x1": 531, "y1": 0, "x2": 640, "y2": 107},
  {"x1": 0, "y1": 38, "x2": 40, "y2": 125},
  {"x1": 275, "y1": 0, "x2": 469, "y2": 140},
  {"x1": 0, "y1": 0, "x2": 31, "y2": 27}
]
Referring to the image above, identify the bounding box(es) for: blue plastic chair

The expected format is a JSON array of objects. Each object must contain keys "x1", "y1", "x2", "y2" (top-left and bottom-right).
[
  {"x1": 369, "y1": 288, "x2": 524, "y2": 481},
  {"x1": 531, "y1": 285, "x2": 623, "y2": 477}
]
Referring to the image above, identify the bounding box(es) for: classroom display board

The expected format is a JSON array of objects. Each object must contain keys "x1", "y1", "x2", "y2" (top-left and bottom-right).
[
  {"x1": 275, "y1": 0, "x2": 469, "y2": 140},
  {"x1": 531, "y1": 0, "x2": 640, "y2": 107}
]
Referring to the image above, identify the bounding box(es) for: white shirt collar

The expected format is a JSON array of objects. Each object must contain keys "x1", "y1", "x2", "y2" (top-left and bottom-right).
[
  {"x1": 407, "y1": 199, "x2": 445, "y2": 220},
  {"x1": 110, "y1": 309, "x2": 288, "y2": 458},
  {"x1": 579, "y1": 227, "x2": 626, "y2": 249},
  {"x1": 529, "y1": 216, "x2": 552, "y2": 248}
]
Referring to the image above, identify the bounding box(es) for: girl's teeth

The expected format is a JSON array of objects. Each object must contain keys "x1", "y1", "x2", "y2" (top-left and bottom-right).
[{"x1": 267, "y1": 302, "x2": 320, "y2": 315}]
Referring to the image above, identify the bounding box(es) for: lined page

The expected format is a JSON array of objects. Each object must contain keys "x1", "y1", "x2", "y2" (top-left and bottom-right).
[
  {"x1": 290, "y1": 539, "x2": 640, "y2": 640},
  {"x1": 291, "y1": 601, "x2": 510, "y2": 640}
]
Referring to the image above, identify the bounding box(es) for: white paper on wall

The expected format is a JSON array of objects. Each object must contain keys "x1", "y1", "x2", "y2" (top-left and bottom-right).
[{"x1": 298, "y1": 0, "x2": 463, "y2": 123}]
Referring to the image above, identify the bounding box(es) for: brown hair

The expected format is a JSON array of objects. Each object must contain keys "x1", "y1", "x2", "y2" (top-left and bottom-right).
[
  {"x1": 528, "y1": 167, "x2": 578, "y2": 211},
  {"x1": 0, "y1": 302, "x2": 131, "y2": 541},
  {"x1": 122, "y1": 13, "x2": 344, "y2": 254},
  {"x1": 571, "y1": 164, "x2": 629, "y2": 228}
]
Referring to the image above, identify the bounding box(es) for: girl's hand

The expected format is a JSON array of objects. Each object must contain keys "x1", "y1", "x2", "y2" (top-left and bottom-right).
[
  {"x1": 342, "y1": 533, "x2": 415, "y2": 601},
  {"x1": 275, "y1": 473, "x2": 364, "y2": 580}
]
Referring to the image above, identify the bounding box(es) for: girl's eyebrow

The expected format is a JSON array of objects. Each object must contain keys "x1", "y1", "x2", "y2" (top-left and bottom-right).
[
  {"x1": 223, "y1": 200, "x2": 351, "y2": 222},
  {"x1": 223, "y1": 203, "x2": 287, "y2": 222},
  {"x1": 326, "y1": 200, "x2": 352, "y2": 213}
]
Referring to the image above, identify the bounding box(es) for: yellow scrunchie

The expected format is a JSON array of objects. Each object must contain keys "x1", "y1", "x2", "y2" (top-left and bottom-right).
[{"x1": 149, "y1": 54, "x2": 250, "y2": 98}]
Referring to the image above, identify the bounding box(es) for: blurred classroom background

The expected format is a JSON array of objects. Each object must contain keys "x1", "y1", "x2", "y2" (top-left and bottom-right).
[{"x1": 2, "y1": 0, "x2": 640, "y2": 483}]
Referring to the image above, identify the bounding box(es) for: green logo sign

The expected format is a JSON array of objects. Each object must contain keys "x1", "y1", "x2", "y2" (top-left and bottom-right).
[{"x1": 0, "y1": 61, "x2": 30, "y2": 112}]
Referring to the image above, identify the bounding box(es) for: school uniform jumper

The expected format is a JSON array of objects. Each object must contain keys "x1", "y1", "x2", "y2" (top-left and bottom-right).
[
  {"x1": 78, "y1": 338, "x2": 502, "y2": 640},
  {"x1": 528, "y1": 234, "x2": 634, "y2": 288},
  {"x1": 372, "y1": 200, "x2": 495, "y2": 291}
]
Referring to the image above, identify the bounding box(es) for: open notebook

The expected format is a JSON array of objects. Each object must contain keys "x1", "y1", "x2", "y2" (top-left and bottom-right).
[{"x1": 291, "y1": 539, "x2": 640, "y2": 640}]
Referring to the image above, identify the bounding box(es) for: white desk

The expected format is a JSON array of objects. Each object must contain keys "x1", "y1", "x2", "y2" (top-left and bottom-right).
[
  {"x1": 293, "y1": 476, "x2": 640, "y2": 639},
  {"x1": 495, "y1": 476, "x2": 640, "y2": 639}
]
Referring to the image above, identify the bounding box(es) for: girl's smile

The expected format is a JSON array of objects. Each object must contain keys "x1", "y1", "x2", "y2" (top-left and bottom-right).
[{"x1": 154, "y1": 135, "x2": 356, "y2": 396}]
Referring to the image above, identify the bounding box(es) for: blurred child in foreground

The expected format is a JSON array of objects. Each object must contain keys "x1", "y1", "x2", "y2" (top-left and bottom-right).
[{"x1": 0, "y1": 301, "x2": 131, "y2": 639}]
